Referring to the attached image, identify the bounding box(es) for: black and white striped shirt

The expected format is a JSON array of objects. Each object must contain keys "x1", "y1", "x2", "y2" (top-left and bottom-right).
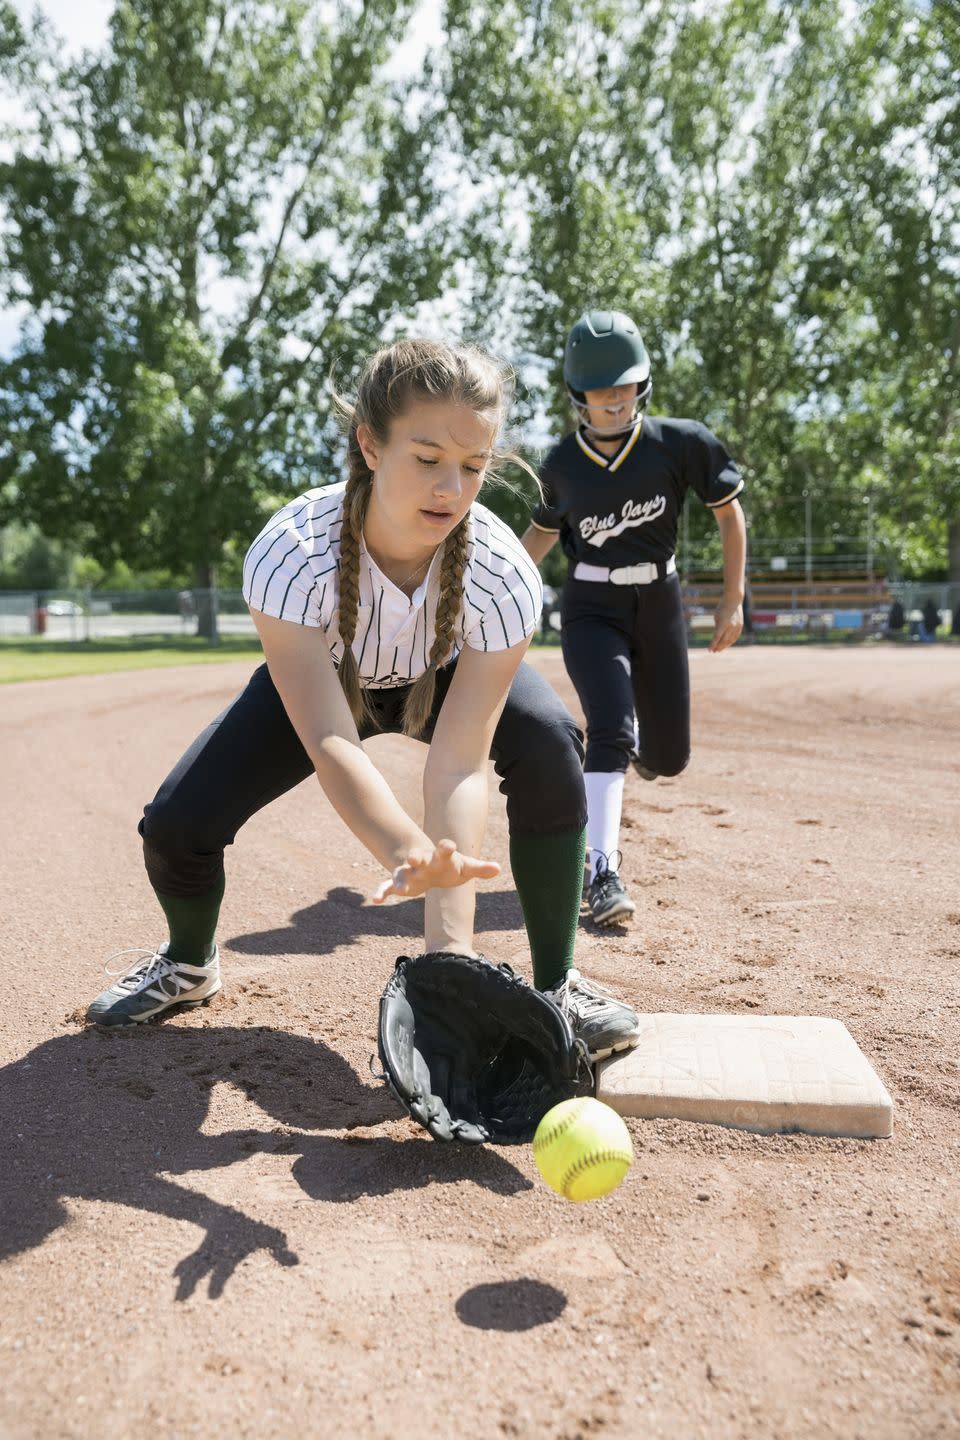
[{"x1": 242, "y1": 482, "x2": 543, "y2": 689}]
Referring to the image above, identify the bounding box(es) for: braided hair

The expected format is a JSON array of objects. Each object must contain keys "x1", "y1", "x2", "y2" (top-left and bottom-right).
[{"x1": 333, "y1": 339, "x2": 535, "y2": 738}]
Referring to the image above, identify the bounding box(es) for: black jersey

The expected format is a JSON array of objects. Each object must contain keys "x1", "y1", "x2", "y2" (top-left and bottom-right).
[{"x1": 530, "y1": 416, "x2": 744, "y2": 568}]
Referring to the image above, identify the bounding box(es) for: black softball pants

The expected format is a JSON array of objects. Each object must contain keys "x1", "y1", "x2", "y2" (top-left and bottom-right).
[
  {"x1": 560, "y1": 573, "x2": 690, "y2": 776},
  {"x1": 140, "y1": 658, "x2": 587, "y2": 899}
]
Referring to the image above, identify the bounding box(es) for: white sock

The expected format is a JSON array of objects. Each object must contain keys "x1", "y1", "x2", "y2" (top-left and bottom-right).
[{"x1": 584, "y1": 771, "x2": 625, "y2": 880}]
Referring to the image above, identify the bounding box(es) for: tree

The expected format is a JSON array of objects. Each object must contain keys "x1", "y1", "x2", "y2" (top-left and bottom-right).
[
  {"x1": 441, "y1": 0, "x2": 960, "y2": 578},
  {"x1": 0, "y1": 0, "x2": 456, "y2": 635}
]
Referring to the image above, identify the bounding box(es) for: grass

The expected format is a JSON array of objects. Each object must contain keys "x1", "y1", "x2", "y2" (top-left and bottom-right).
[
  {"x1": 0, "y1": 635, "x2": 264, "y2": 683},
  {"x1": 2, "y1": 627, "x2": 956, "y2": 684}
]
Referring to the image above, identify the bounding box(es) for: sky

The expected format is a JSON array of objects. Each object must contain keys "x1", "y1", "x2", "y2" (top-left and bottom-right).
[
  {"x1": 11, "y1": 0, "x2": 440, "y2": 63},
  {"x1": 12, "y1": 0, "x2": 113, "y2": 52}
]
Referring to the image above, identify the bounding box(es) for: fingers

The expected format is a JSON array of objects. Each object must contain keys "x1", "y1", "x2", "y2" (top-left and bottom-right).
[
  {"x1": 371, "y1": 845, "x2": 434, "y2": 903},
  {"x1": 710, "y1": 615, "x2": 743, "y2": 652},
  {"x1": 370, "y1": 848, "x2": 500, "y2": 902},
  {"x1": 462, "y1": 858, "x2": 501, "y2": 880}
]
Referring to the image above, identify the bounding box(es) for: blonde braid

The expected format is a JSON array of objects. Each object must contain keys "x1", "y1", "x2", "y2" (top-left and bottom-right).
[
  {"x1": 336, "y1": 434, "x2": 374, "y2": 730},
  {"x1": 402, "y1": 517, "x2": 470, "y2": 738}
]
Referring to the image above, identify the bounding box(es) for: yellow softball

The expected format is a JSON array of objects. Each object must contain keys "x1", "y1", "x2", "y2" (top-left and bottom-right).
[{"x1": 532, "y1": 1097, "x2": 633, "y2": 1202}]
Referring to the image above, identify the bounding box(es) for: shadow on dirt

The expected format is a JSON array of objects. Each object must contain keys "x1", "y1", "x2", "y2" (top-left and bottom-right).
[
  {"x1": 455, "y1": 1279, "x2": 567, "y2": 1331},
  {"x1": 1, "y1": 1024, "x2": 532, "y2": 1300},
  {"x1": 226, "y1": 884, "x2": 526, "y2": 958},
  {"x1": 292, "y1": 1135, "x2": 533, "y2": 1204}
]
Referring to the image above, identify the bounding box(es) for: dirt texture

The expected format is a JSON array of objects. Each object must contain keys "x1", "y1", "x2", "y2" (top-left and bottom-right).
[{"x1": 1, "y1": 645, "x2": 959, "y2": 1440}]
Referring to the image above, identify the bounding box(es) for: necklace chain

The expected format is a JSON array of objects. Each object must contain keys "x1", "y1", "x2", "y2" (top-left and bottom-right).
[{"x1": 393, "y1": 553, "x2": 434, "y2": 593}]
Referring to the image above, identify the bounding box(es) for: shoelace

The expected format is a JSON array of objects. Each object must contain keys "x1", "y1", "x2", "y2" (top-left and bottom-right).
[
  {"x1": 591, "y1": 850, "x2": 625, "y2": 901},
  {"x1": 592, "y1": 871, "x2": 625, "y2": 903},
  {"x1": 550, "y1": 970, "x2": 620, "y2": 1020},
  {"x1": 103, "y1": 946, "x2": 170, "y2": 988}
]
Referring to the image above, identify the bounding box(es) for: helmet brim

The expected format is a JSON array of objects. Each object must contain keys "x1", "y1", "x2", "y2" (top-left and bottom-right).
[{"x1": 609, "y1": 365, "x2": 651, "y2": 388}]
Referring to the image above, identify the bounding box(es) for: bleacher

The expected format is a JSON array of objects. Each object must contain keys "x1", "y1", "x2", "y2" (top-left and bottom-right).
[{"x1": 683, "y1": 576, "x2": 894, "y2": 635}]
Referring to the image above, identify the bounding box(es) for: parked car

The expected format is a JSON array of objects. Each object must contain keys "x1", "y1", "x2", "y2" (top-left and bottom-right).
[{"x1": 45, "y1": 599, "x2": 83, "y2": 616}]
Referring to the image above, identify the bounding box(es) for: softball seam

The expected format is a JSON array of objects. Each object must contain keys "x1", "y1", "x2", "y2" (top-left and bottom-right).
[
  {"x1": 532, "y1": 1100, "x2": 590, "y2": 1154},
  {"x1": 561, "y1": 1147, "x2": 632, "y2": 1199}
]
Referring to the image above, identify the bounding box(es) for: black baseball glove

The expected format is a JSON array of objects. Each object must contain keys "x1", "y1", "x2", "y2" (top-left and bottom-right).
[{"x1": 376, "y1": 952, "x2": 590, "y2": 1144}]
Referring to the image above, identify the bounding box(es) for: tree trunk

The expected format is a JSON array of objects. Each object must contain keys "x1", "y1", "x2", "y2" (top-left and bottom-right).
[
  {"x1": 949, "y1": 517, "x2": 960, "y2": 585},
  {"x1": 192, "y1": 562, "x2": 220, "y2": 644}
]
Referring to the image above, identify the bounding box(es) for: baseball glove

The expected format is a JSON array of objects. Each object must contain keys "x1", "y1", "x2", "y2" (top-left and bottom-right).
[{"x1": 376, "y1": 952, "x2": 590, "y2": 1145}]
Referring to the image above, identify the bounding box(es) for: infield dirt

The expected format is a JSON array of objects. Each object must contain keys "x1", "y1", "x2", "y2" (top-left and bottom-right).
[{"x1": 1, "y1": 646, "x2": 958, "y2": 1439}]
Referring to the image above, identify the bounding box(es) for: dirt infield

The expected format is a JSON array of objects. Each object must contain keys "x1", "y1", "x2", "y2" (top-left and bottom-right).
[{"x1": 2, "y1": 646, "x2": 959, "y2": 1439}]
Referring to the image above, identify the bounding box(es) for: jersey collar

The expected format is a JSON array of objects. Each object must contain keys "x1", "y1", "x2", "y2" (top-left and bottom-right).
[
  {"x1": 360, "y1": 534, "x2": 441, "y2": 605},
  {"x1": 575, "y1": 418, "x2": 643, "y2": 472}
]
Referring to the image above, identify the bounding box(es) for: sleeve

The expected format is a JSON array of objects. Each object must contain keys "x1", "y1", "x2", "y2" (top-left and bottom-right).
[
  {"x1": 242, "y1": 501, "x2": 327, "y2": 627},
  {"x1": 529, "y1": 452, "x2": 563, "y2": 532},
  {"x1": 685, "y1": 422, "x2": 745, "y2": 509},
  {"x1": 462, "y1": 526, "x2": 544, "y2": 653}
]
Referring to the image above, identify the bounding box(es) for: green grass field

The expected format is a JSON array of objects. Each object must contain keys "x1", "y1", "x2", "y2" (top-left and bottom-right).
[
  {"x1": 0, "y1": 636, "x2": 265, "y2": 683},
  {"x1": 2, "y1": 628, "x2": 954, "y2": 684}
]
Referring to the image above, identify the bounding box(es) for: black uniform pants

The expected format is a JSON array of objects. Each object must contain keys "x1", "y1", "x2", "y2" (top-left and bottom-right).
[
  {"x1": 560, "y1": 573, "x2": 690, "y2": 776},
  {"x1": 140, "y1": 659, "x2": 587, "y2": 899}
]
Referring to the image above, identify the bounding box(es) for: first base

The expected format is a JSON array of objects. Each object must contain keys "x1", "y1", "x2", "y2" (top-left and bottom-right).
[{"x1": 596, "y1": 1014, "x2": 893, "y2": 1139}]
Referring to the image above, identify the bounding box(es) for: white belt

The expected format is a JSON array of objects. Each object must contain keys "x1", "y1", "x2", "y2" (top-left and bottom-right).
[{"x1": 573, "y1": 556, "x2": 676, "y2": 585}]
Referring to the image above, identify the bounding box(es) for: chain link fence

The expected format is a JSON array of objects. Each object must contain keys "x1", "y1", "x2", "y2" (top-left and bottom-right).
[
  {"x1": 0, "y1": 589, "x2": 257, "y2": 640},
  {"x1": 2, "y1": 580, "x2": 959, "y2": 643}
]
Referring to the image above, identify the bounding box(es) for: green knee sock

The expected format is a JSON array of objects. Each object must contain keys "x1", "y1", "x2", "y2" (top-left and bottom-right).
[
  {"x1": 509, "y1": 827, "x2": 585, "y2": 991},
  {"x1": 155, "y1": 877, "x2": 225, "y2": 967}
]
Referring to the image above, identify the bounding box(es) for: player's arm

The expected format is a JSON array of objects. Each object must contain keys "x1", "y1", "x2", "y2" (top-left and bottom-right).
[
  {"x1": 250, "y1": 610, "x2": 499, "y2": 898},
  {"x1": 421, "y1": 637, "x2": 531, "y2": 953},
  {"x1": 710, "y1": 498, "x2": 747, "y2": 652},
  {"x1": 521, "y1": 523, "x2": 559, "y2": 565}
]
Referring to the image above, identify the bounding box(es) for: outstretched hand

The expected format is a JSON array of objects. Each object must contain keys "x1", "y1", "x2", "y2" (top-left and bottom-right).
[{"x1": 371, "y1": 837, "x2": 500, "y2": 904}]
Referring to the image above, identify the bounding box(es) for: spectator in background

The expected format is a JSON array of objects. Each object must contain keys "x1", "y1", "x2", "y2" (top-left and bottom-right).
[
  {"x1": 886, "y1": 599, "x2": 905, "y2": 634},
  {"x1": 178, "y1": 590, "x2": 196, "y2": 629},
  {"x1": 952, "y1": 602, "x2": 960, "y2": 638},
  {"x1": 921, "y1": 597, "x2": 939, "y2": 641}
]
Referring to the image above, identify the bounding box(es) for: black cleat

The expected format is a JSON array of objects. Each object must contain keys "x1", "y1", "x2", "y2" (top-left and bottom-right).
[
  {"x1": 587, "y1": 854, "x2": 636, "y2": 927},
  {"x1": 86, "y1": 943, "x2": 222, "y2": 1026}
]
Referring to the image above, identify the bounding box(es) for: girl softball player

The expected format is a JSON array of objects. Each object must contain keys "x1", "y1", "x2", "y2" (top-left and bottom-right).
[
  {"x1": 86, "y1": 339, "x2": 640, "y2": 1061},
  {"x1": 522, "y1": 310, "x2": 747, "y2": 926}
]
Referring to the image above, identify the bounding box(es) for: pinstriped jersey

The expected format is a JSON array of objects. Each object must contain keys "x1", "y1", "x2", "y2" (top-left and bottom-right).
[
  {"x1": 531, "y1": 416, "x2": 744, "y2": 568},
  {"x1": 242, "y1": 481, "x2": 543, "y2": 689}
]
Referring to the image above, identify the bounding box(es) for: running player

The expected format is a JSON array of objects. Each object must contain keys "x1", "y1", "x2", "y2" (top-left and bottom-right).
[
  {"x1": 85, "y1": 339, "x2": 641, "y2": 1061},
  {"x1": 522, "y1": 310, "x2": 746, "y2": 926}
]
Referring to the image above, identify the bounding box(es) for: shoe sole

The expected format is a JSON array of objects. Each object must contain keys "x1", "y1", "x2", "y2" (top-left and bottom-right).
[
  {"x1": 588, "y1": 1034, "x2": 641, "y2": 1063},
  {"x1": 630, "y1": 758, "x2": 658, "y2": 782},
  {"x1": 591, "y1": 902, "x2": 636, "y2": 927},
  {"x1": 87, "y1": 983, "x2": 222, "y2": 1028}
]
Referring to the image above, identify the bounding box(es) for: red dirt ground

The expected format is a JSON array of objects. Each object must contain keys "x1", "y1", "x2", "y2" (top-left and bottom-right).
[{"x1": 1, "y1": 645, "x2": 959, "y2": 1439}]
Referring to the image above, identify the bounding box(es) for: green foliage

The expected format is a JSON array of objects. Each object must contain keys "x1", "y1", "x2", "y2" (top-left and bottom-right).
[
  {"x1": 0, "y1": 0, "x2": 455, "y2": 581},
  {"x1": 0, "y1": 524, "x2": 69, "y2": 588},
  {"x1": 0, "y1": 0, "x2": 957, "y2": 588},
  {"x1": 441, "y1": 0, "x2": 960, "y2": 578}
]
